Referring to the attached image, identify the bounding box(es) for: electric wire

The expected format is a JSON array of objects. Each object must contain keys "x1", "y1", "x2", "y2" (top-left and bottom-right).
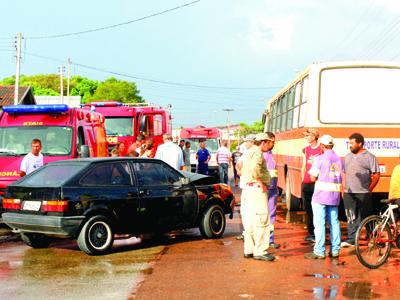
[{"x1": 26, "y1": 0, "x2": 201, "y2": 40}]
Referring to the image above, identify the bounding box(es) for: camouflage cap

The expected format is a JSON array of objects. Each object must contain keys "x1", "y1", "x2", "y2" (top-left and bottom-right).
[
  {"x1": 243, "y1": 134, "x2": 256, "y2": 141},
  {"x1": 255, "y1": 132, "x2": 274, "y2": 141}
]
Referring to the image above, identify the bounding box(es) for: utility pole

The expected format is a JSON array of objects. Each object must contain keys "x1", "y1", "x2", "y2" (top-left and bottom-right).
[
  {"x1": 14, "y1": 32, "x2": 22, "y2": 105},
  {"x1": 59, "y1": 65, "x2": 65, "y2": 104},
  {"x1": 223, "y1": 108, "x2": 234, "y2": 147},
  {"x1": 67, "y1": 58, "x2": 71, "y2": 104}
]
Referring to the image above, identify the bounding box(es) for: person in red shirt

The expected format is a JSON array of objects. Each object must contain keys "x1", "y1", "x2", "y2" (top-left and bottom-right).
[{"x1": 301, "y1": 128, "x2": 322, "y2": 242}]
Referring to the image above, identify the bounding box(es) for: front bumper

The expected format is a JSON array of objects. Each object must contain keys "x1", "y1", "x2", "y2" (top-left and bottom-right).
[{"x1": 2, "y1": 213, "x2": 85, "y2": 237}]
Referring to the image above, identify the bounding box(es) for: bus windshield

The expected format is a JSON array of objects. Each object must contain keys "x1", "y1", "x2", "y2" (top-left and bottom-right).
[
  {"x1": 320, "y1": 67, "x2": 400, "y2": 124},
  {"x1": 0, "y1": 126, "x2": 73, "y2": 156},
  {"x1": 187, "y1": 138, "x2": 219, "y2": 152},
  {"x1": 104, "y1": 117, "x2": 134, "y2": 136}
]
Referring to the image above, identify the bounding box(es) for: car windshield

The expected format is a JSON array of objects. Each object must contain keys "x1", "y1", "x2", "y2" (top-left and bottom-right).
[
  {"x1": 188, "y1": 138, "x2": 219, "y2": 153},
  {"x1": 15, "y1": 164, "x2": 88, "y2": 186},
  {"x1": 104, "y1": 117, "x2": 134, "y2": 136},
  {"x1": 0, "y1": 126, "x2": 73, "y2": 156}
]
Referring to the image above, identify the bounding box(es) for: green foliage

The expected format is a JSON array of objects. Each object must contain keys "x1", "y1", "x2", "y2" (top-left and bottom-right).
[
  {"x1": 0, "y1": 74, "x2": 144, "y2": 104},
  {"x1": 236, "y1": 121, "x2": 264, "y2": 137},
  {"x1": 91, "y1": 77, "x2": 144, "y2": 103}
]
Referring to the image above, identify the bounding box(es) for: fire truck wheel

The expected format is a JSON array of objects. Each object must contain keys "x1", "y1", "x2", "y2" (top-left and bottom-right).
[
  {"x1": 77, "y1": 215, "x2": 114, "y2": 255},
  {"x1": 21, "y1": 233, "x2": 51, "y2": 248},
  {"x1": 199, "y1": 204, "x2": 226, "y2": 239}
]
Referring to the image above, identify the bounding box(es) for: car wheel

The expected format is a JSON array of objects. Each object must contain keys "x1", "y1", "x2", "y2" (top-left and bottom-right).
[
  {"x1": 199, "y1": 204, "x2": 226, "y2": 238},
  {"x1": 21, "y1": 232, "x2": 51, "y2": 248},
  {"x1": 77, "y1": 215, "x2": 114, "y2": 255}
]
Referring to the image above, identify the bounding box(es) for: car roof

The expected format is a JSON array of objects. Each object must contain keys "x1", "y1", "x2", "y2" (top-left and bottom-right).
[{"x1": 45, "y1": 157, "x2": 161, "y2": 166}]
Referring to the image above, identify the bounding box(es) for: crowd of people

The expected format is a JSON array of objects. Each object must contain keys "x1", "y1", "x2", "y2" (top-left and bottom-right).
[{"x1": 18, "y1": 129, "x2": 400, "y2": 263}]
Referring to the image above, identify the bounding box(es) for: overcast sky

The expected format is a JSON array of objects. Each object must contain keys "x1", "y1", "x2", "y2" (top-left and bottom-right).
[{"x1": 1, "y1": 0, "x2": 400, "y2": 127}]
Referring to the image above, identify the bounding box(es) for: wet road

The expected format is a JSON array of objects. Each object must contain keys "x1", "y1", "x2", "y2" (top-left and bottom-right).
[
  {"x1": 2, "y1": 186, "x2": 400, "y2": 299},
  {"x1": 0, "y1": 235, "x2": 165, "y2": 300}
]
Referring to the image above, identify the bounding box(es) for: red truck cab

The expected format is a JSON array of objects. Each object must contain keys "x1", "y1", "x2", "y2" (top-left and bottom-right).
[
  {"x1": 82, "y1": 101, "x2": 172, "y2": 154},
  {"x1": 180, "y1": 125, "x2": 222, "y2": 177},
  {"x1": 0, "y1": 104, "x2": 108, "y2": 196}
]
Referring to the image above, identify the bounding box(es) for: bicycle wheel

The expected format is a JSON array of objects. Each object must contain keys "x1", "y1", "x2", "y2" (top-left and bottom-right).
[{"x1": 355, "y1": 215, "x2": 393, "y2": 269}]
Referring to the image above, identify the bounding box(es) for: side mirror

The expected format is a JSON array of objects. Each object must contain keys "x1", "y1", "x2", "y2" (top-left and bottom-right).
[
  {"x1": 80, "y1": 145, "x2": 90, "y2": 158},
  {"x1": 179, "y1": 177, "x2": 190, "y2": 185}
]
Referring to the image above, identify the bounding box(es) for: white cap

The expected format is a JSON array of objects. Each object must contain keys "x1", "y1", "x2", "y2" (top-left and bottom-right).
[{"x1": 319, "y1": 134, "x2": 334, "y2": 146}]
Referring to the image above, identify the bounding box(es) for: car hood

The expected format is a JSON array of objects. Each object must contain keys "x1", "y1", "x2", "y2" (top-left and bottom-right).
[{"x1": 179, "y1": 171, "x2": 217, "y2": 185}]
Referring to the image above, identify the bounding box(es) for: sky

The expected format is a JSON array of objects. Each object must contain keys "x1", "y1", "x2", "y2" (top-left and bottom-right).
[{"x1": 1, "y1": 0, "x2": 400, "y2": 128}]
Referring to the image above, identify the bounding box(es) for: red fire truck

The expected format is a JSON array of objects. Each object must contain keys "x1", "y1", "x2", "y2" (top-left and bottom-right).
[
  {"x1": 82, "y1": 101, "x2": 172, "y2": 155},
  {"x1": 180, "y1": 125, "x2": 222, "y2": 177},
  {"x1": 0, "y1": 104, "x2": 108, "y2": 196}
]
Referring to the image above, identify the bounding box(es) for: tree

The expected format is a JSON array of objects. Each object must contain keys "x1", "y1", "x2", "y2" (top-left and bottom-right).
[
  {"x1": 237, "y1": 121, "x2": 264, "y2": 137},
  {"x1": 91, "y1": 77, "x2": 143, "y2": 103},
  {"x1": 0, "y1": 74, "x2": 144, "y2": 104}
]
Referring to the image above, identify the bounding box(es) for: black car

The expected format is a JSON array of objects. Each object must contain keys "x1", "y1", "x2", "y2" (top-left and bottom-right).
[{"x1": 2, "y1": 158, "x2": 234, "y2": 255}]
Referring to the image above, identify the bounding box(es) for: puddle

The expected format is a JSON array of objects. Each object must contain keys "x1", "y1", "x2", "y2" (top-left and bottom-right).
[
  {"x1": 304, "y1": 273, "x2": 340, "y2": 279},
  {"x1": 342, "y1": 281, "x2": 381, "y2": 299},
  {"x1": 304, "y1": 285, "x2": 339, "y2": 299}
]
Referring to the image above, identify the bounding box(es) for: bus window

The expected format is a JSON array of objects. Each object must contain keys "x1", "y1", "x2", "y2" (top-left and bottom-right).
[
  {"x1": 299, "y1": 76, "x2": 309, "y2": 127},
  {"x1": 280, "y1": 93, "x2": 288, "y2": 132},
  {"x1": 292, "y1": 82, "x2": 302, "y2": 128},
  {"x1": 286, "y1": 87, "x2": 295, "y2": 130},
  {"x1": 276, "y1": 98, "x2": 282, "y2": 132}
]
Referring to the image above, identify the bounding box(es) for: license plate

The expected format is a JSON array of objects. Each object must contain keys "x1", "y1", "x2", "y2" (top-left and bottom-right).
[{"x1": 23, "y1": 201, "x2": 41, "y2": 211}]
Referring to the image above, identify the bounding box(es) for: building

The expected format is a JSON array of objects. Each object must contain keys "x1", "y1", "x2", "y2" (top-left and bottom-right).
[
  {"x1": 0, "y1": 86, "x2": 36, "y2": 107},
  {"x1": 35, "y1": 96, "x2": 81, "y2": 107}
]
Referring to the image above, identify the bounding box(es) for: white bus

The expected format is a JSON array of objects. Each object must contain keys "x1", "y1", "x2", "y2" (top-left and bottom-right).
[{"x1": 262, "y1": 61, "x2": 400, "y2": 210}]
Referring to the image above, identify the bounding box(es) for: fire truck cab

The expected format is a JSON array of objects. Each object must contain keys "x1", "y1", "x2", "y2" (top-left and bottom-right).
[
  {"x1": 0, "y1": 104, "x2": 108, "y2": 196},
  {"x1": 82, "y1": 101, "x2": 172, "y2": 154},
  {"x1": 180, "y1": 125, "x2": 222, "y2": 178}
]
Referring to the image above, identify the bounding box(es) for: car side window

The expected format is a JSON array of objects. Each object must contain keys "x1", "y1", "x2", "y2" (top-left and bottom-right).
[
  {"x1": 80, "y1": 162, "x2": 132, "y2": 186},
  {"x1": 134, "y1": 162, "x2": 168, "y2": 186},
  {"x1": 161, "y1": 164, "x2": 181, "y2": 184}
]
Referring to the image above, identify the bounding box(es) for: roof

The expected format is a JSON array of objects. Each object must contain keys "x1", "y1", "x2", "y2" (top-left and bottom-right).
[{"x1": 0, "y1": 86, "x2": 36, "y2": 106}]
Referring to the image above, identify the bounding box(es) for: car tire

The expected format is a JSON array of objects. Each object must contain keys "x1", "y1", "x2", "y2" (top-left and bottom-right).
[
  {"x1": 77, "y1": 215, "x2": 114, "y2": 255},
  {"x1": 199, "y1": 204, "x2": 226, "y2": 238},
  {"x1": 21, "y1": 232, "x2": 51, "y2": 248}
]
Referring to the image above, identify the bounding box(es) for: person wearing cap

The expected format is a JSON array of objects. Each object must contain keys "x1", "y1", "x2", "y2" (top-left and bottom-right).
[
  {"x1": 301, "y1": 128, "x2": 322, "y2": 243},
  {"x1": 235, "y1": 134, "x2": 256, "y2": 240},
  {"x1": 304, "y1": 134, "x2": 343, "y2": 259},
  {"x1": 231, "y1": 146, "x2": 242, "y2": 187},
  {"x1": 341, "y1": 133, "x2": 380, "y2": 247},
  {"x1": 262, "y1": 131, "x2": 280, "y2": 249},
  {"x1": 240, "y1": 132, "x2": 274, "y2": 261}
]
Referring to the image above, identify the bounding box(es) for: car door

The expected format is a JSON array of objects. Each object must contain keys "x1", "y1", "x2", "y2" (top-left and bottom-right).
[
  {"x1": 132, "y1": 161, "x2": 179, "y2": 231},
  {"x1": 160, "y1": 163, "x2": 198, "y2": 228},
  {"x1": 79, "y1": 161, "x2": 140, "y2": 232}
]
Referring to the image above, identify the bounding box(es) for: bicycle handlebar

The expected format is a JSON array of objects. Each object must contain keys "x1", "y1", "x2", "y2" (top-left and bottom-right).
[{"x1": 380, "y1": 198, "x2": 400, "y2": 204}]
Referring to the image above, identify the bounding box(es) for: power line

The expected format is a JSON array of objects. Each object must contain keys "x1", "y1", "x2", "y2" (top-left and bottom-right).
[
  {"x1": 26, "y1": 0, "x2": 201, "y2": 40},
  {"x1": 23, "y1": 51, "x2": 282, "y2": 90}
]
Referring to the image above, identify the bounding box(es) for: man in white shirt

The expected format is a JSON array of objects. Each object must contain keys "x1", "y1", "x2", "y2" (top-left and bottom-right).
[
  {"x1": 20, "y1": 138, "x2": 44, "y2": 177},
  {"x1": 216, "y1": 141, "x2": 231, "y2": 184},
  {"x1": 155, "y1": 134, "x2": 184, "y2": 170}
]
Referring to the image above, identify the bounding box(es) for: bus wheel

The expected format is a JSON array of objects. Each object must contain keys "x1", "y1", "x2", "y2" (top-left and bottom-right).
[{"x1": 285, "y1": 173, "x2": 301, "y2": 211}]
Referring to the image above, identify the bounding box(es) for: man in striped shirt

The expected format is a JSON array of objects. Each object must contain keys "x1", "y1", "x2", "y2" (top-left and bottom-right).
[{"x1": 216, "y1": 141, "x2": 231, "y2": 184}]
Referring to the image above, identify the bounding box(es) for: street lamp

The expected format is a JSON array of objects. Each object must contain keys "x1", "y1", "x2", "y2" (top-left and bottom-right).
[{"x1": 223, "y1": 108, "x2": 234, "y2": 147}]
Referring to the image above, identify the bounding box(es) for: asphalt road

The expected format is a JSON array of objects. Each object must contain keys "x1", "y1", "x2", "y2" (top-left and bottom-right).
[{"x1": 2, "y1": 186, "x2": 400, "y2": 299}]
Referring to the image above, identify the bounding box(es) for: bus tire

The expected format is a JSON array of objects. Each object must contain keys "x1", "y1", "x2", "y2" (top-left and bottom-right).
[{"x1": 285, "y1": 173, "x2": 301, "y2": 211}]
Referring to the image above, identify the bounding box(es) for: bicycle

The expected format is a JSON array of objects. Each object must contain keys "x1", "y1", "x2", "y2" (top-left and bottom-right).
[{"x1": 355, "y1": 199, "x2": 400, "y2": 269}]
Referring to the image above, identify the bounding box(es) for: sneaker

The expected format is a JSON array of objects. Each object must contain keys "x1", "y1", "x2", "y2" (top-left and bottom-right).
[
  {"x1": 304, "y1": 235, "x2": 315, "y2": 242},
  {"x1": 244, "y1": 253, "x2": 253, "y2": 258},
  {"x1": 236, "y1": 235, "x2": 244, "y2": 240},
  {"x1": 269, "y1": 242, "x2": 281, "y2": 249},
  {"x1": 340, "y1": 240, "x2": 354, "y2": 248},
  {"x1": 304, "y1": 252, "x2": 325, "y2": 259},
  {"x1": 253, "y1": 254, "x2": 276, "y2": 261}
]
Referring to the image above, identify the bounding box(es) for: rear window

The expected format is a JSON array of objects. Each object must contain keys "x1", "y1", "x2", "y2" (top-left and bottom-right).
[{"x1": 14, "y1": 164, "x2": 87, "y2": 186}]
